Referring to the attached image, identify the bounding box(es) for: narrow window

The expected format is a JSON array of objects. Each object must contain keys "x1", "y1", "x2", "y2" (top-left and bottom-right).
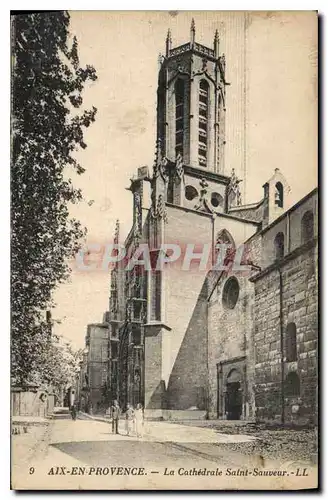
[
  {"x1": 199, "y1": 80, "x2": 209, "y2": 167},
  {"x1": 175, "y1": 79, "x2": 185, "y2": 158},
  {"x1": 167, "y1": 176, "x2": 174, "y2": 204},
  {"x1": 151, "y1": 270, "x2": 161, "y2": 321},
  {"x1": 215, "y1": 229, "x2": 235, "y2": 266},
  {"x1": 301, "y1": 210, "x2": 314, "y2": 244},
  {"x1": 132, "y1": 327, "x2": 141, "y2": 345},
  {"x1": 286, "y1": 322, "x2": 297, "y2": 362},
  {"x1": 217, "y1": 94, "x2": 222, "y2": 165},
  {"x1": 275, "y1": 182, "x2": 284, "y2": 208},
  {"x1": 222, "y1": 277, "x2": 239, "y2": 310},
  {"x1": 274, "y1": 232, "x2": 285, "y2": 260},
  {"x1": 111, "y1": 341, "x2": 118, "y2": 359}
]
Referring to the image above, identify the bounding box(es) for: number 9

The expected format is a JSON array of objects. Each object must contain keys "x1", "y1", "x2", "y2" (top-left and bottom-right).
[{"x1": 29, "y1": 467, "x2": 35, "y2": 475}]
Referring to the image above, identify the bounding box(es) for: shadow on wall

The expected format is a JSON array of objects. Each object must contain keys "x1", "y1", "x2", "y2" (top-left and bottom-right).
[
  {"x1": 166, "y1": 280, "x2": 208, "y2": 410},
  {"x1": 147, "y1": 380, "x2": 167, "y2": 409}
]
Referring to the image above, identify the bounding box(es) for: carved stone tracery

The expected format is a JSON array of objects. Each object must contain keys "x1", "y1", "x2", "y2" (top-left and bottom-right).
[{"x1": 227, "y1": 168, "x2": 242, "y2": 208}]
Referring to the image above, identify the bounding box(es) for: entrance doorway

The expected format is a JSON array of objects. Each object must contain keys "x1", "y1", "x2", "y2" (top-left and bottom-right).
[{"x1": 225, "y1": 369, "x2": 243, "y2": 420}]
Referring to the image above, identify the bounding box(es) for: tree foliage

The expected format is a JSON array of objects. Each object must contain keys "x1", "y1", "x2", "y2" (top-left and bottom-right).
[
  {"x1": 36, "y1": 335, "x2": 83, "y2": 396},
  {"x1": 11, "y1": 12, "x2": 97, "y2": 385}
]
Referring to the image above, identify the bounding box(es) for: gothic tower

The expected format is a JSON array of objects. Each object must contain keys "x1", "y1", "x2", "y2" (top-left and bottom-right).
[
  {"x1": 153, "y1": 20, "x2": 230, "y2": 215},
  {"x1": 157, "y1": 20, "x2": 227, "y2": 174}
]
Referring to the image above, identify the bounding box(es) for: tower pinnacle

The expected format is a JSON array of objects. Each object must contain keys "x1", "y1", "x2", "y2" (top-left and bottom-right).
[
  {"x1": 165, "y1": 29, "x2": 172, "y2": 57},
  {"x1": 214, "y1": 29, "x2": 220, "y2": 57},
  {"x1": 190, "y1": 18, "x2": 195, "y2": 45}
]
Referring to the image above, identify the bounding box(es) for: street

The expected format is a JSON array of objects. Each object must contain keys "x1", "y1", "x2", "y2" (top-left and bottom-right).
[{"x1": 11, "y1": 415, "x2": 318, "y2": 490}]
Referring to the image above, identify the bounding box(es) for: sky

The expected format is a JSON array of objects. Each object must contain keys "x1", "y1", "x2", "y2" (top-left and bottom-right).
[{"x1": 52, "y1": 11, "x2": 317, "y2": 349}]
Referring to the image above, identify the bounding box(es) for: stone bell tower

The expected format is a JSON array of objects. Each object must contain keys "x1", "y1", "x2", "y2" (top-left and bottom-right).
[{"x1": 156, "y1": 19, "x2": 227, "y2": 173}]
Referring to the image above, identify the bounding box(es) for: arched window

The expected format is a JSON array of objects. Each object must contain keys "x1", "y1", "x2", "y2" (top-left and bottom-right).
[
  {"x1": 175, "y1": 79, "x2": 185, "y2": 158},
  {"x1": 222, "y1": 277, "x2": 239, "y2": 310},
  {"x1": 199, "y1": 79, "x2": 209, "y2": 167},
  {"x1": 286, "y1": 322, "x2": 297, "y2": 362},
  {"x1": 301, "y1": 210, "x2": 314, "y2": 244},
  {"x1": 216, "y1": 229, "x2": 235, "y2": 249},
  {"x1": 275, "y1": 182, "x2": 284, "y2": 208},
  {"x1": 285, "y1": 372, "x2": 300, "y2": 397},
  {"x1": 274, "y1": 232, "x2": 285, "y2": 261},
  {"x1": 215, "y1": 229, "x2": 235, "y2": 268}
]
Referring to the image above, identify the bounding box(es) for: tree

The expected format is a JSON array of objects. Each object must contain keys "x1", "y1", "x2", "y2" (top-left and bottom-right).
[
  {"x1": 35, "y1": 335, "x2": 82, "y2": 398},
  {"x1": 11, "y1": 12, "x2": 97, "y2": 385}
]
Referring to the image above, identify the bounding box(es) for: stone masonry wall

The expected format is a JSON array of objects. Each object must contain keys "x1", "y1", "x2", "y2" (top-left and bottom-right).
[
  {"x1": 253, "y1": 241, "x2": 318, "y2": 423},
  {"x1": 207, "y1": 232, "x2": 261, "y2": 420},
  {"x1": 88, "y1": 325, "x2": 109, "y2": 410}
]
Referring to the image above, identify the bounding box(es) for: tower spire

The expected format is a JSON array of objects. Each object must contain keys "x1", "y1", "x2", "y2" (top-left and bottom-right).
[
  {"x1": 190, "y1": 18, "x2": 195, "y2": 46},
  {"x1": 166, "y1": 28, "x2": 172, "y2": 57}
]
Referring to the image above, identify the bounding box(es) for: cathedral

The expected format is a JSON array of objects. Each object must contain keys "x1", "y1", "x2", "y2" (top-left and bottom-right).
[{"x1": 77, "y1": 22, "x2": 318, "y2": 423}]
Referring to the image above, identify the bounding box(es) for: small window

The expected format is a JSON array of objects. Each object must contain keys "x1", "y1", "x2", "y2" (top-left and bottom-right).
[
  {"x1": 301, "y1": 210, "x2": 314, "y2": 244},
  {"x1": 274, "y1": 232, "x2": 284, "y2": 260},
  {"x1": 211, "y1": 192, "x2": 223, "y2": 208},
  {"x1": 285, "y1": 372, "x2": 300, "y2": 397},
  {"x1": 286, "y1": 322, "x2": 297, "y2": 362},
  {"x1": 185, "y1": 185, "x2": 198, "y2": 201},
  {"x1": 222, "y1": 277, "x2": 239, "y2": 310},
  {"x1": 275, "y1": 182, "x2": 284, "y2": 208}
]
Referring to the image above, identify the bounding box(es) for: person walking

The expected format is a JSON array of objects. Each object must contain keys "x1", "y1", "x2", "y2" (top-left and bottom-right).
[
  {"x1": 70, "y1": 404, "x2": 77, "y2": 421},
  {"x1": 134, "y1": 403, "x2": 144, "y2": 438},
  {"x1": 125, "y1": 403, "x2": 135, "y2": 436},
  {"x1": 110, "y1": 400, "x2": 121, "y2": 434}
]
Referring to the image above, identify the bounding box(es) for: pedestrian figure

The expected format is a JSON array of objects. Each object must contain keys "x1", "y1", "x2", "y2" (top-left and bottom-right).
[
  {"x1": 110, "y1": 400, "x2": 121, "y2": 434},
  {"x1": 134, "y1": 403, "x2": 144, "y2": 438},
  {"x1": 125, "y1": 403, "x2": 135, "y2": 436},
  {"x1": 70, "y1": 404, "x2": 77, "y2": 421}
]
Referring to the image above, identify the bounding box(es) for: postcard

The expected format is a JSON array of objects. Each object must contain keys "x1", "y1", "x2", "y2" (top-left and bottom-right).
[{"x1": 11, "y1": 10, "x2": 318, "y2": 490}]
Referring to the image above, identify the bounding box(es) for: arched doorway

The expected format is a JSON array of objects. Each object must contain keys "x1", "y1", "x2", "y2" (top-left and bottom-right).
[{"x1": 225, "y1": 369, "x2": 243, "y2": 420}]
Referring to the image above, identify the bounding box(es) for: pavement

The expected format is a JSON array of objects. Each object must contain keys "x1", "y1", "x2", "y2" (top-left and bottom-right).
[
  {"x1": 11, "y1": 414, "x2": 318, "y2": 491},
  {"x1": 79, "y1": 411, "x2": 258, "y2": 444}
]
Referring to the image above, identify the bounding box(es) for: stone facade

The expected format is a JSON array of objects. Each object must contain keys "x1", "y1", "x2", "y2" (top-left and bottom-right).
[
  {"x1": 250, "y1": 189, "x2": 318, "y2": 423},
  {"x1": 79, "y1": 322, "x2": 109, "y2": 412}
]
